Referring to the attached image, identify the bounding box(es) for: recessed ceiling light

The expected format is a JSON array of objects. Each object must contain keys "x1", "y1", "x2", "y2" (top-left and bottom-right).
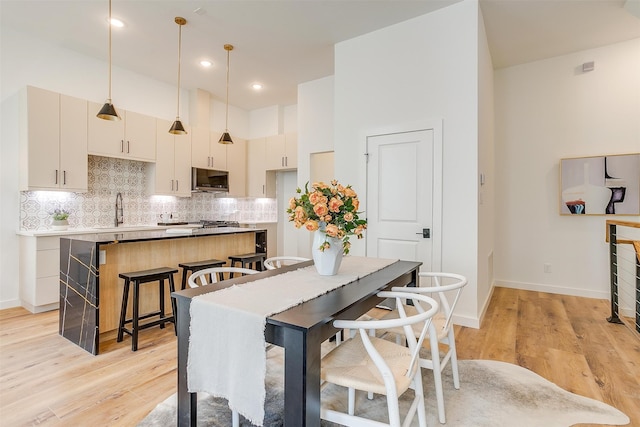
[
  {"x1": 109, "y1": 18, "x2": 124, "y2": 27},
  {"x1": 200, "y1": 60, "x2": 212, "y2": 67},
  {"x1": 252, "y1": 83, "x2": 263, "y2": 90}
]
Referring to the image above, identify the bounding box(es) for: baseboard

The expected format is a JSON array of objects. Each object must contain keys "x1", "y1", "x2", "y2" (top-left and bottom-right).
[
  {"x1": 20, "y1": 301, "x2": 59, "y2": 313},
  {"x1": 452, "y1": 313, "x2": 480, "y2": 329},
  {"x1": 477, "y1": 284, "x2": 495, "y2": 326},
  {"x1": 0, "y1": 298, "x2": 21, "y2": 311},
  {"x1": 495, "y1": 280, "x2": 610, "y2": 300}
]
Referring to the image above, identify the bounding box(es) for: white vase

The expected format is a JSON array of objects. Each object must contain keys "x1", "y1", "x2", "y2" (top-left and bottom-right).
[
  {"x1": 52, "y1": 219, "x2": 69, "y2": 231},
  {"x1": 312, "y1": 230, "x2": 344, "y2": 276}
]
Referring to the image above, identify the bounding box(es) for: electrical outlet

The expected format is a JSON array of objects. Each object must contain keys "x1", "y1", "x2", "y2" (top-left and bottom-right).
[
  {"x1": 544, "y1": 263, "x2": 552, "y2": 273},
  {"x1": 99, "y1": 250, "x2": 106, "y2": 265}
]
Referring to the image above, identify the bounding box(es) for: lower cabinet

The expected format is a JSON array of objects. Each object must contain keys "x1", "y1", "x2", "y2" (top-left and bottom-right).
[{"x1": 19, "y1": 236, "x2": 60, "y2": 312}]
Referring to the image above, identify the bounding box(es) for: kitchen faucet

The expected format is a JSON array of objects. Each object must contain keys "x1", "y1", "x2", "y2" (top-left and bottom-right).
[{"x1": 115, "y1": 192, "x2": 124, "y2": 227}]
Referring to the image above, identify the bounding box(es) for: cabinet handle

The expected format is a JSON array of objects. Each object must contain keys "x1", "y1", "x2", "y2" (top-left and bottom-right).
[
  {"x1": 262, "y1": 184, "x2": 265, "y2": 195},
  {"x1": 176, "y1": 180, "x2": 179, "y2": 191},
  {"x1": 285, "y1": 156, "x2": 288, "y2": 167},
  {"x1": 171, "y1": 180, "x2": 174, "y2": 191},
  {"x1": 63, "y1": 170, "x2": 67, "y2": 185},
  {"x1": 120, "y1": 140, "x2": 124, "y2": 153},
  {"x1": 55, "y1": 170, "x2": 59, "y2": 185},
  {"x1": 209, "y1": 157, "x2": 212, "y2": 167},
  {"x1": 127, "y1": 141, "x2": 130, "y2": 153}
]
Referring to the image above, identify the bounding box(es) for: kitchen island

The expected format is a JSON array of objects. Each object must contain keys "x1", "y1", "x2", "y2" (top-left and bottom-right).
[{"x1": 59, "y1": 227, "x2": 266, "y2": 355}]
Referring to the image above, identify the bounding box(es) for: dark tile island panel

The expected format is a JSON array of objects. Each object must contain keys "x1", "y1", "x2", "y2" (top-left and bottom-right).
[{"x1": 59, "y1": 238, "x2": 99, "y2": 354}]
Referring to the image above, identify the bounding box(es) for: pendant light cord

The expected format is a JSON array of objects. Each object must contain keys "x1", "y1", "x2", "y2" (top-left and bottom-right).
[
  {"x1": 224, "y1": 44, "x2": 231, "y2": 131},
  {"x1": 108, "y1": 0, "x2": 112, "y2": 102},
  {"x1": 176, "y1": 20, "x2": 182, "y2": 118}
]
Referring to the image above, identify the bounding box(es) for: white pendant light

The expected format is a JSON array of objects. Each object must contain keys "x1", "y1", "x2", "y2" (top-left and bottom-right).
[
  {"x1": 169, "y1": 17, "x2": 187, "y2": 135},
  {"x1": 97, "y1": 0, "x2": 120, "y2": 121},
  {"x1": 218, "y1": 44, "x2": 234, "y2": 144}
]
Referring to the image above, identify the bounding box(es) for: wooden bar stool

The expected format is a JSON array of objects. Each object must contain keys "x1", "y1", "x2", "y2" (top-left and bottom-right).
[
  {"x1": 228, "y1": 252, "x2": 266, "y2": 277},
  {"x1": 178, "y1": 259, "x2": 226, "y2": 290},
  {"x1": 117, "y1": 267, "x2": 178, "y2": 351}
]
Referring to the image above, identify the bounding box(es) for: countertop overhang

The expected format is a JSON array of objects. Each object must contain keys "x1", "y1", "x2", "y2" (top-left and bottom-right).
[
  {"x1": 17, "y1": 223, "x2": 269, "y2": 238},
  {"x1": 56, "y1": 226, "x2": 256, "y2": 244}
]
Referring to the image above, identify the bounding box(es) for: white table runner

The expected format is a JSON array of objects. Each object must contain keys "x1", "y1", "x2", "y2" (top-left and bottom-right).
[{"x1": 187, "y1": 256, "x2": 398, "y2": 426}]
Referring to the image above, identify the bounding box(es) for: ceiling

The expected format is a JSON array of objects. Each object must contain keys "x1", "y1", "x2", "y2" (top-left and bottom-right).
[{"x1": 1, "y1": 0, "x2": 639, "y2": 111}]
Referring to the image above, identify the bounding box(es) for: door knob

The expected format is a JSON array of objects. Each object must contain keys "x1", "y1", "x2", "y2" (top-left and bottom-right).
[{"x1": 416, "y1": 228, "x2": 430, "y2": 238}]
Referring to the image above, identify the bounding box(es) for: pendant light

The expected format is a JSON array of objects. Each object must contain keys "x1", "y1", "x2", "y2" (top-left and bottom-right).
[
  {"x1": 97, "y1": 0, "x2": 120, "y2": 121},
  {"x1": 218, "y1": 44, "x2": 234, "y2": 144},
  {"x1": 169, "y1": 17, "x2": 187, "y2": 135}
]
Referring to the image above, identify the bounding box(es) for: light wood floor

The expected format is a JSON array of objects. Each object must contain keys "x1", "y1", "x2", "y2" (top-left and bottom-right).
[{"x1": 0, "y1": 287, "x2": 638, "y2": 426}]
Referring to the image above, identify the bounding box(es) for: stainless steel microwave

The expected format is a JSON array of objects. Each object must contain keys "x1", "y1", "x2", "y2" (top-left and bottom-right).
[{"x1": 191, "y1": 168, "x2": 229, "y2": 193}]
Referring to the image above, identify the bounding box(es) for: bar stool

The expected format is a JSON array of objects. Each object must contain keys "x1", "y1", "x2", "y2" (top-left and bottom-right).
[
  {"x1": 178, "y1": 259, "x2": 226, "y2": 290},
  {"x1": 228, "y1": 252, "x2": 266, "y2": 276},
  {"x1": 117, "y1": 267, "x2": 178, "y2": 351}
]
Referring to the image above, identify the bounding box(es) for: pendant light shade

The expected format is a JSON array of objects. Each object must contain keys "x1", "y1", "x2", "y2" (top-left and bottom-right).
[
  {"x1": 169, "y1": 17, "x2": 187, "y2": 135},
  {"x1": 218, "y1": 44, "x2": 234, "y2": 144},
  {"x1": 97, "y1": 0, "x2": 120, "y2": 121}
]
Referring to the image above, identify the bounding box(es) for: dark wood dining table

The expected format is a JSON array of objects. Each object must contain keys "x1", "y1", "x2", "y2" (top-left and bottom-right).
[{"x1": 172, "y1": 259, "x2": 421, "y2": 427}]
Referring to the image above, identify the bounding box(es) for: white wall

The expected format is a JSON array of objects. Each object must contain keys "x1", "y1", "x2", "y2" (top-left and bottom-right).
[
  {"x1": 494, "y1": 38, "x2": 640, "y2": 298},
  {"x1": 333, "y1": 0, "x2": 482, "y2": 325},
  {"x1": 247, "y1": 104, "x2": 298, "y2": 139},
  {"x1": 296, "y1": 76, "x2": 336, "y2": 258}
]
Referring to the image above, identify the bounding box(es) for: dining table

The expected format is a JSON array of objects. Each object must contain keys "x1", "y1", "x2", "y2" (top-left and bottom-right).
[{"x1": 172, "y1": 257, "x2": 422, "y2": 427}]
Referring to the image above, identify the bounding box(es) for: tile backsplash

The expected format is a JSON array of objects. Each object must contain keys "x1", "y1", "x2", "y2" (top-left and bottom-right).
[{"x1": 20, "y1": 155, "x2": 277, "y2": 230}]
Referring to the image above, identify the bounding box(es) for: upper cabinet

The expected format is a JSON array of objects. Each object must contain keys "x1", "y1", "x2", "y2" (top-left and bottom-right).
[
  {"x1": 192, "y1": 128, "x2": 246, "y2": 197},
  {"x1": 150, "y1": 119, "x2": 192, "y2": 197},
  {"x1": 265, "y1": 132, "x2": 297, "y2": 170},
  {"x1": 87, "y1": 102, "x2": 156, "y2": 162},
  {"x1": 226, "y1": 136, "x2": 247, "y2": 198},
  {"x1": 19, "y1": 86, "x2": 88, "y2": 192},
  {"x1": 247, "y1": 137, "x2": 276, "y2": 198},
  {"x1": 191, "y1": 127, "x2": 227, "y2": 170}
]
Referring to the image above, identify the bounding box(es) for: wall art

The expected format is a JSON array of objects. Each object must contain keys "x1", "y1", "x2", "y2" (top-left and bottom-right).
[{"x1": 560, "y1": 153, "x2": 640, "y2": 215}]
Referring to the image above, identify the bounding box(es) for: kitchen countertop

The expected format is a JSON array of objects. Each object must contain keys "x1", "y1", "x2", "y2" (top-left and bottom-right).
[
  {"x1": 17, "y1": 223, "x2": 269, "y2": 238},
  {"x1": 53, "y1": 226, "x2": 259, "y2": 244}
]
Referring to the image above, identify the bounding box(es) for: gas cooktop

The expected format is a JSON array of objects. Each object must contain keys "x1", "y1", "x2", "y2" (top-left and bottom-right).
[{"x1": 199, "y1": 220, "x2": 240, "y2": 228}]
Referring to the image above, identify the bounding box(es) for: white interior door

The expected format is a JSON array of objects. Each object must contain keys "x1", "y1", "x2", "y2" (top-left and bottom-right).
[{"x1": 366, "y1": 129, "x2": 439, "y2": 271}]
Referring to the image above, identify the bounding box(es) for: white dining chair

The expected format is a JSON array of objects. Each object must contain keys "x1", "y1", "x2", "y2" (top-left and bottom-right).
[
  {"x1": 263, "y1": 256, "x2": 310, "y2": 270},
  {"x1": 383, "y1": 272, "x2": 468, "y2": 424},
  {"x1": 187, "y1": 266, "x2": 259, "y2": 288},
  {"x1": 320, "y1": 291, "x2": 439, "y2": 427}
]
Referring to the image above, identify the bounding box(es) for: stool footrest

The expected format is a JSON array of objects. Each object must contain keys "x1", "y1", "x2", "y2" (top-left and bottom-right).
[{"x1": 119, "y1": 315, "x2": 175, "y2": 337}]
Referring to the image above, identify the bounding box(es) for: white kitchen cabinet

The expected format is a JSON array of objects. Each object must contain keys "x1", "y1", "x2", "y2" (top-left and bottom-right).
[
  {"x1": 265, "y1": 132, "x2": 297, "y2": 170},
  {"x1": 87, "y1": 102, "x2": 156, "y2": 162},
  {"x1": 19, "y1": 86, "x2": 88, "y2": 192},
  {"x1": 191, "y1": 127, "x2": 227, "y2": 170},
  {"x1": 19, "y1": 235, "x2": 60, "y2": 312},
  {"x1": 226, "y1": 136, "x2": 247, "y2": 197},
  {"x1": 151, "y1": 119, "x2": 192, "y2": 197},
  {"x1": 247, "y1": 137, "x2": 276, "y2": 198}
]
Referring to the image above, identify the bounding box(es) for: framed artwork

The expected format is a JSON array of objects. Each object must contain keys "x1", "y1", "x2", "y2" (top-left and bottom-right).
[{"x1": 560, "y1": 153, "x2": 640, "y2": 215}]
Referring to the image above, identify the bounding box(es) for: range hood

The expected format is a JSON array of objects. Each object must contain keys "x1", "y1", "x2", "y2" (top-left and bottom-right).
[{"x1": 191, "y1": 168, "x2": 229, "y2": 193}]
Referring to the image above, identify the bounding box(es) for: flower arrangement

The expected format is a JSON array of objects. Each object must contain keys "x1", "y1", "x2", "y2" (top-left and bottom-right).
[
  {"x1": 287, "y1": 180, "x2": 367, "y2": 254},
  {"x1": 51, "y1": 208, "x2": 70, "y2": 221}
]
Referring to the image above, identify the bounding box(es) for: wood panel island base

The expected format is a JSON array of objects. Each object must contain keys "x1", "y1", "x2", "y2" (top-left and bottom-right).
[{"x1": 59, "y1": 228, "x2": 266, "y2": 355}]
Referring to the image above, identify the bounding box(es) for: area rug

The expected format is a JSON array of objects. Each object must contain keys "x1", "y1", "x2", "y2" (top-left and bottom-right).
[{"x1": 138, "y1": 347, "x2": 629, "y2": 427}]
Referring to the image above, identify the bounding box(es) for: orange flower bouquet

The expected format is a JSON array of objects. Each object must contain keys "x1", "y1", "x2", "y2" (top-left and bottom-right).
[{"x1": 287, "y1": 180, "x2": 367, "y2": 254}]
